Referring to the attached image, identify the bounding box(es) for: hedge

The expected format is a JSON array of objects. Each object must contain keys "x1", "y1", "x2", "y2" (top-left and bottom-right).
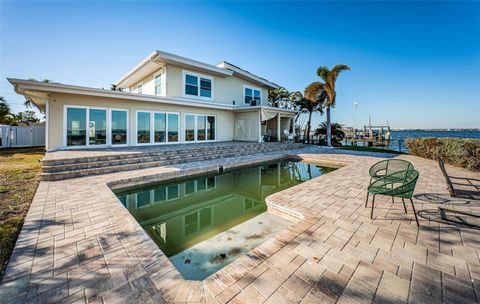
[{"x1": 405, "y1": 137, "x2": 480, "y2": 171}]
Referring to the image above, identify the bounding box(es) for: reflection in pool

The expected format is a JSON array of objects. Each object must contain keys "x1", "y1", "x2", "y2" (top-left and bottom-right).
[{"x1": 115, "y1": 160, "x2": 335, "y2": 280}]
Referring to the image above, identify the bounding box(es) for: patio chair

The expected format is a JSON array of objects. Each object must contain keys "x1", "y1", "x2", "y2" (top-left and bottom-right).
[
  {"x1": 365, "y1": 159, "x2": 414, "y2": 207},
  {"x1": 367, "y1": 169, "x2": 420, "y2": 226}
]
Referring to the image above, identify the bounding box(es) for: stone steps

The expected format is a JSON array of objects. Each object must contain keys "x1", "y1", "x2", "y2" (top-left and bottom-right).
[{"x1": 41, "y1": 142, "x2": 304, "y2": 181}]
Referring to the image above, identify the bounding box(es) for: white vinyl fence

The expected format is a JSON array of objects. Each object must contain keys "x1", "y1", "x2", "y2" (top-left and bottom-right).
[{"x1": 0, "y1": 125, "x2": 45, "y2": 148}]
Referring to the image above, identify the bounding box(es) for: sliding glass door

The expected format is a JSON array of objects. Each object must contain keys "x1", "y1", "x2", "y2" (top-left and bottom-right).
[
  {"x1": 137, "y1": 112, "x2": 151, "y2": 144},
  {"x1": 185, "y1": 114, "x2": 216, "y2": 142},
  {"x1": 66, "y1": 108, "x2": 87, "y2": 146},
  {"x1": 111, "y1": 110, "x2": 128, "y2": 145},
  {"x1": 65, "y1": 106, "x2": 129, "y2": 148},
  {"x1": 136, "y1": 111, "x2": 179, "y2": 145},
  {"x1": 89, "y1": 109, "x2": 107, "y2": 145}
]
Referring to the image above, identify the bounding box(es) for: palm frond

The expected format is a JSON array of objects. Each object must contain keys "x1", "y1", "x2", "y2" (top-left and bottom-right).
[{"x1": 316, "y1": 67, "x2": 330, "y2": 82}]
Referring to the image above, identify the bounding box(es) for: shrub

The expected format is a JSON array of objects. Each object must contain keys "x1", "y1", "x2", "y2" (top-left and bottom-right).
[{"x1": 405, "y1": 137, "x2": 480, "y2": 171}]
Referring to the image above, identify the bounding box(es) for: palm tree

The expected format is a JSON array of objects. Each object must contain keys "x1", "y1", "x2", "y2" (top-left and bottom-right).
[
  {"x1": 314, "y1": 122, "x2": 345, "y2": 146},
  {"x1": 268, "y1": 87, "x2": 290, "y2": 107},
  {"x1": 297, "y1": 82, "x2": 326, "y2": 143},
  {"x1": 316, "y1": 64, "x2": 351, "y2": 147},
  {"x1": 0, "y1": 96, "x2": 12, "y2": 125}
]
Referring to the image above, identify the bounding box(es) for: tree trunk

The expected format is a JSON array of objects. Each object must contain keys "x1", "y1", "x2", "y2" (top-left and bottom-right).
[
  {"x1": 326, "y1": 106, "x2": 332, "y2": 147},
  {"x1": 307, "y1": 111, "x2": 312, "y2": 144}
]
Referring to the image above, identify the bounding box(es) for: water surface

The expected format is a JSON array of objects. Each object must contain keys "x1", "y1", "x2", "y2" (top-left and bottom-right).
[{"x1": 115, "y1": 160, "x2": 335, "y2": 280}]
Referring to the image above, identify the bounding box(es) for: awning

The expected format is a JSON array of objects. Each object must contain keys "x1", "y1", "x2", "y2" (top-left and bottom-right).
[{"x1": 261, "y1": 108, "x2": 296, "y2": 121}]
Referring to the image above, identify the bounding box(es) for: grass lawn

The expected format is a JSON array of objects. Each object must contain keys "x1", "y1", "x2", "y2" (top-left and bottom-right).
[
  {"x1": 338, "y1": 145, "x2": 405, "y2": 154},
  {"x1": 0, "y1": 147, "x2": 44, "y2": 279}
]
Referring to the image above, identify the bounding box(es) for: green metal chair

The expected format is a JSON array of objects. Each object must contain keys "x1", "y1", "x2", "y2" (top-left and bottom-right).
[
  {"x1": 365, "y1": 159, "x2": 414, "y2": 207},
  {"x1": 367, "y1": 169, "x2": 420, "y2": 226}
]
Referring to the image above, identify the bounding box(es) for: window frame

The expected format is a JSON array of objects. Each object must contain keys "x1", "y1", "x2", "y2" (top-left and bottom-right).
[
  {"x1": 154, "y1": 68, "x2": 166, "y2": 96},
  {"x1": 243, "y1": 85, "x2": 262, "y2": 106},
  {"x1": 183, "y1": 113, "x2": 217, "y2": 142},
  {"x1": 137, "y1": 82, "x2": 143, "y2": 94},
  {"x1": 135, "y1": 110, "x2": 180, "y2": 146},
  {"x1": 63, "y1": 105, "x2": 129, "y2": 149},
  {"x1": 182, "y1": 70, "x2": 214, "y2": 101}
]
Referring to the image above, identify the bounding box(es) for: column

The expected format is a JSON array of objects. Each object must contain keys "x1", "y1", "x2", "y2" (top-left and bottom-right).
[{"x1": 277, "y1": 113, "x2": 281, "y2": 142}]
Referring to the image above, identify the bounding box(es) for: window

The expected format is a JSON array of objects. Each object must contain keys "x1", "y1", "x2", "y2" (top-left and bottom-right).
[
  {"x1": 66, "y1": 108, "x2": 86, "y2": 146},
  {"x1": 168, "y1": 113, "x2": 179, "y2": 142},
  {"x1": 155, "y1": 74, "x2": 162, "y2": 96},
  {"x1": 154, "y1": 113, "x2": 166, "y2": 143},
  {"x1": 137, "y1": 112, "x2": 151, "y2": 144},
  {"x1": 89, "y1": 109, "x2": 107, "y2": 145},
  {"x1": 185, "y1": 75, "x2": 198, "y2": 96},
  {"x1": 185, "y1": 114, "x2": 216, "y2": 142},
  {"x1": 136, "y1": 111, "x2": 179, "y2": 145},
  {"x1": 184, "y1": 71, "x2": 213, "y2": 99},
  {"x1": 197, "y1": 116, "x2": 206, "y2": 141},
  {"x1": 244, "y1": 87, "x2": 261, "y2": 105},
  {"x1": 200, "y1": 79, "x2": 211, "y2": 98},
  {"x1": 185, "y1": 115, "x2": 195, "y2": 142},
  {"x1": 66, "y1": 106, "x2": 128, "y2": 148},
  {"x1": 111, "y1": 110, "x2": 127, "y2": 145},
  {"x1": 207, "y1": 116, "x2": 215, "y2": 141}
]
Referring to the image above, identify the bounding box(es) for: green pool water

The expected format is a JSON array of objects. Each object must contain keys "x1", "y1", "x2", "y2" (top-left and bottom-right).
[{"x1": 115, "y1": 160, "x2": 335, "y2": 280}]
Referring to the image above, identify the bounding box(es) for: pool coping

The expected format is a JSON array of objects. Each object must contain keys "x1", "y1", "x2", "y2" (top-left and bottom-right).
[{"x1": 105, "y1": 152, "x2": 344, "y2": 284}]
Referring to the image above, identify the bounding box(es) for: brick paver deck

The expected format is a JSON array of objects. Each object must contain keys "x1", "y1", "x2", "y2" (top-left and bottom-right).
[{"x1": 1, "y1": 148, "x2": 479, "y2": 303}]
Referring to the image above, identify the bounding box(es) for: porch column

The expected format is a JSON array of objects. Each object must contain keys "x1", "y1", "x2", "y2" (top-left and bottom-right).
[
  {"x1": 258, "y1": 111, "x2": 262, "y2": 143},
  {"x1": 277, "y1": 113, "x2": 281, "y2": 142}
]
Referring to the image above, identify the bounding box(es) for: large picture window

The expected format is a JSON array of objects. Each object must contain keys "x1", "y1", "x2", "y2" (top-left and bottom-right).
[
  {"x1": 184, "y1": 71, "x2": 213, "y2": 99},
  {"x1": 65, "y1": 106, "x2": 128, "y2": 148}
]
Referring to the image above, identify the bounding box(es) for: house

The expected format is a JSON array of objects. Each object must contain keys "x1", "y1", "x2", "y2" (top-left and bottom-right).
[{"x1": 8, "y1": 50, "x2": 296, "y2": 151}]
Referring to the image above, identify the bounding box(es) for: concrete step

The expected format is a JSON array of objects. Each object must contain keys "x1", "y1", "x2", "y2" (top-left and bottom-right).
[{"x1": 41, "y1": 142, "x2": 305, "y2": 181}]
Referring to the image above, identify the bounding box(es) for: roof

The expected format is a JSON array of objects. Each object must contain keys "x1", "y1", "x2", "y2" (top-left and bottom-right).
[
  {"x1": 115, "y1": 50, "x2": 280, "y2": 89},
  {"x1": 216, "y1": 61, "x2": 280, "y2": 89},
  {"x1": 7, "y1": 78, "x2": 295, "y2": 114}
]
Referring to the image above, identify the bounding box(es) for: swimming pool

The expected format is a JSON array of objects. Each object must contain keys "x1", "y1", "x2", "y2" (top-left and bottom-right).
[{"x1": 114, "y1": 160, "x2": 335, "y2": 280}]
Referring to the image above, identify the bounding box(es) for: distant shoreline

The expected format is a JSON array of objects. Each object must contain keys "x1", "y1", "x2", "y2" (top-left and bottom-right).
[{"x1": 391, "y1": 128, "x2": 479, "y2": 132}]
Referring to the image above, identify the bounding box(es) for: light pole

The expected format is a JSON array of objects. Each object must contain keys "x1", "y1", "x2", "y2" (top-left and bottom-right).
[{"x1": 353, "y1": 102, "x2": 358, "y2": 135}]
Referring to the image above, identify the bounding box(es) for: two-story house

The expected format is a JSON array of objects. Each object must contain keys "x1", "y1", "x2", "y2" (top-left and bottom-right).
[{"x1": 8, "y1": 50, "x2": 296, "y2": 151}]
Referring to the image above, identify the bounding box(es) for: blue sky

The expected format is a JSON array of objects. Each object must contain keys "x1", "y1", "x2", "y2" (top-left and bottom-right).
[{"x1": 1, "y1": 1, "x2": 479, "y2": 129}]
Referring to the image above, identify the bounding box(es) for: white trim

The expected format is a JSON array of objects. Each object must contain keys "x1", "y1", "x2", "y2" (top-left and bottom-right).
[
  {"x1": 9, "y1": 78, "x2": 234, "y2": 111},
  {"x1": 63, "y1": 105, "x2": 129, "y2": 149},
  {"x1": 182, "y1": 70, "x2": 214, "y2": 101},
  {"x1": 243, "y1": 85, "x2": 262, "y2": 106},
  {"x1": 45, "y1": 100, "x2": 49, "y2": 150},
  {"x1": 184, "y1": 113, "x2": 217, "y2": 143}
]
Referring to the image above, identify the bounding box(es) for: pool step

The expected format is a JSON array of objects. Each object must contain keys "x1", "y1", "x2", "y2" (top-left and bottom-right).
[{"x1": 41, "y1": 142, "x2": 304, "y2": 181}]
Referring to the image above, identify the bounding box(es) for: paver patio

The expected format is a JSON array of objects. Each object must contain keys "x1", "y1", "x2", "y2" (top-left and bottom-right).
[{"x1": 0, "y1": 147, "x2": 479, "y2": 303}]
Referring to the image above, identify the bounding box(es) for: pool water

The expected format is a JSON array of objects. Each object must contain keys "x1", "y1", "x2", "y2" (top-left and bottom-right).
[{"x1": 115, "y1": 160, "x2": 335, "y2": 280}]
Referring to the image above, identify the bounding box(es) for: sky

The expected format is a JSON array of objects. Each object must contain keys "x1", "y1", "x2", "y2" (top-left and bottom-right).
[{"x1": 0, "y1": 1, "x2": 479, "y2": 129}]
